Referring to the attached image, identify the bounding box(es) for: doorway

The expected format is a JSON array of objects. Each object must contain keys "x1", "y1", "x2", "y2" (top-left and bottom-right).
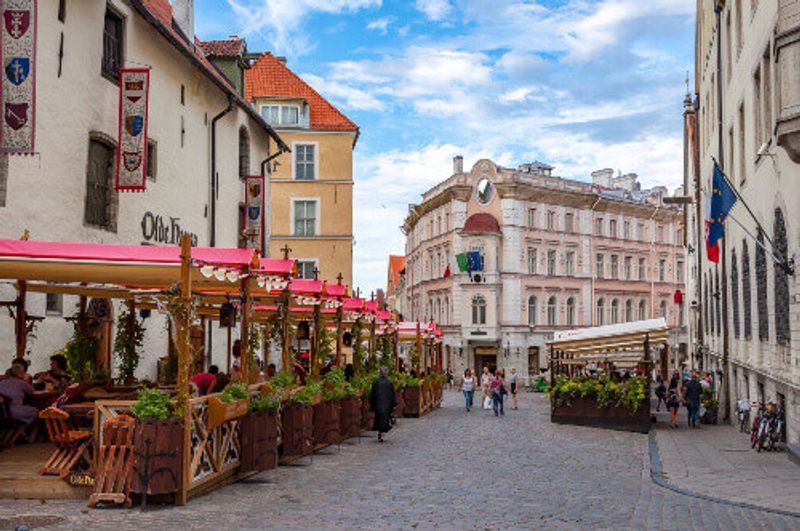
[{"x1": 474, "y1": 347, "x2": 497, "y2": 375}]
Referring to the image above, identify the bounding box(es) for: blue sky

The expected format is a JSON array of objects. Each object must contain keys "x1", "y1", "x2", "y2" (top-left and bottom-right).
[{"x1": 197, "y1": 0, "x2": 696, "y2": 295}]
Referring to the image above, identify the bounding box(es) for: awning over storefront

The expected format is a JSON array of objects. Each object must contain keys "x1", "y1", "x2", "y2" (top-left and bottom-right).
[{"x1": 547, "y1": 318, "x2": 669, "y2": 361}]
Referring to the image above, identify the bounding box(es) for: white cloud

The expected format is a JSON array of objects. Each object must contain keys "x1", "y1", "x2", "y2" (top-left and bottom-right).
[
  {"x1": 301, "y1": 73, "x2": 386, "y2": 111},
  {"x1": 225, "y1": 0, "x2": 381, "y2": 55},
  {"x1": 415, "y1": 0, "x2": 453, "y2": 21},
  {"x1": 366, "y1": 16, "x2": 392, "y2": 35}
]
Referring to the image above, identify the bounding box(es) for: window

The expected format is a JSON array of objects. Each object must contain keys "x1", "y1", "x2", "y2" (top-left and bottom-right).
[
  {"x1": 444, "y1": 297, "x2": 449, "y2": 325},
  {"x1": 293, "y1": 200, "x2": 318, "y2": 236},
  {"x1": 84, "y1": 136, "x2": 117, "y2": 231},
  {"x1": 611, "y1": 299, "x2": 619, "y2": 324},
  {"x1": 625, "y1": 299, "x2": 633, "y2": 322},
  {"x1": 102, "y1": 9, "x2": 123, "y2": 82},
  {"x1": 547, "y1": 250, "x2": 556, "y2": 276},
  {"x1": 738, "y1": 103, "x2": 745, "y2": 184},
  {"x1": 297, "y1": 260, "x2": 317, "y2": 280},
  {"x1": 238, "y1": 127, "x2": 250, "y2": 180},
  {"x1": 725, "y1": 11, "x2": 732, "y2": 83},
  {"x1": 527, "y1": 248, "x2": 537, "y2": 274},
  {"x1": 762, "y1": 47, "x2": 772, "y2": 148},
  {"x1": 528, "y1": 296, "x2": 537, "y2": 326},
  {"x1": 715, "y1": 269, "x2": 722, "y2": 335},
  {"x1": 528, "y1": 208, "x2": 537, "y2": 228},
  {"x1": 596, "y1": 298, "x2": 605, "y2": 326},
  {"x1": 546, "y1": 211, "x2": 555, "y2": 231},
  {"x1": 595, "y1": 218, "x2": 603, "y2": 236},
  {"x1": 237, "y1": 203, "x2": 246, "y2": 248},
  {"x1": 735, "y1": 0, "x2": 743, "y2": 59},
  {"x1": 623, "y1": 221, "x2": 631, "y2": 239},
  {"x1": 294, "y1": 144, "x2": 316, "y2": 180},
  {"x1": 657, "y1": 226, "x2": 664, "y2": 243},
  {"x1": 260, "y1": 104, "x2": 300, "y2": 126},
  {"x1": 610, "y1": 255, "x2": 619, "y2": 279},
  {"x1": 609, "y1": 219, "x2": 617, "y2": 238},
  {"x1": 547, "y1": 296, "x2": 557, "y2": 326},
  {"x1": 677, "y1": 260, "x2": 684, "y2": 283},
  {"x1": 565, "y1": 251, "x2": 575, "y2": 276},
  {"x1": 660, "y1": 300, "x2": 668, "y2": 320},
  {"x1": 774, "y1": 209, "x2": 791, "y2": 346},
  {"x1": 624, "y1": 256, "x2": 632, "y2": 280},
  {"x1": 564, "y1": 213, "x2": 574, "y2": 233},
  {"x1": 732, "y1": 249, "x2": 740, "y2": 338},
  {"x1": 472, "y1": 295, "x2": 486, "y2": 325},
  {"x1": 180, "y1": 85, "x2": 185, "y2": 106},
  {"x1": 754, "y1": 65, "x2": 762, "y2": 152},
  {"x1": 566, "y1": 298, "x2": 575, "y2": 326},
  {"x1": 638, "y1": 258, "x2": 646, "y2": 280},
  {"x1": 659, "y1": 259, "x2": 666, "y2": 282},
  {"x1": 58, "y1": 0, "x2": 66, "y2": 22},
  {"x1": 755, "y1": 230, "x2": 769, "y2": 341},
  {"x1": 46, "y1": 294, "x2": 63, "y2": 316},
  {"x1": 596, "y1": 253, "x2": 604, "y2": 279},
  {"x1": 638, "y1": 300, "x2": 647, "y2": 321},
  {"x1": 146, "y1": 140, "x2": 157, "y2": 181}
]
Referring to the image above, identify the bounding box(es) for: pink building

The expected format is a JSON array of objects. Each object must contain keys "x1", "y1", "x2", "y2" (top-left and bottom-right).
[{"x1": 400, "y1": 158, "x2": 687, "y2": 381}]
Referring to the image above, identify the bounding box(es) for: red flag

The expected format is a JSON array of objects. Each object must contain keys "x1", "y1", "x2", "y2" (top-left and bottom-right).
[
  {"x1": 443, "y1": 265, "x2": 451, "y2": 278},
  {"x1": 705, "y1": 219, "x2": 719, "y2": 263}
]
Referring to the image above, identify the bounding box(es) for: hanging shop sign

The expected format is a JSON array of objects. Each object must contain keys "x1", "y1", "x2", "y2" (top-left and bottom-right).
[
  {"x1": 0, "y1": 0, "x2": 37, "y2": 154},
  {"x1": 244, "y1": 175, "x2": 265, "y2": 253},
  {"x1": 116, "y1": 68, "x2": 150, "y2": 191}
]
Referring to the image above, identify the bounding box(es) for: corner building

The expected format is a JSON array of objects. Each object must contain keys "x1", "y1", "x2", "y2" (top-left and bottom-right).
[{"x1": 401, "y1": 158, "x2": 687, "y2": 383}]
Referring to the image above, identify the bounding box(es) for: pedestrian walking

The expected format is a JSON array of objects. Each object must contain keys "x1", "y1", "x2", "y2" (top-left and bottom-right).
[
  {"x1": 655, "y1": 379, "x2": 666, "y2": 412},
  {"x1": 446, "y1": 367, "x2": 454, "y2": 390},
  {"x1": 490, "y1": 369, "x2": 507, "y2": 417},
  {"x1": 480, "y1": 366, "x2": 492, "y2": 409},
  {"x1": 509, "y1": 367, "x2": 519, "y2": 410},
  {"x1": 666, "y1": 388, "x2": 681, "y2": 428},
  {"x1": 683, "y1": 371, "x2": 702, "y2": 427},
  {"x1": 370, "y1": 367, "x2": 397, "y2": 443},
  {"x1": 461, "y1": 368, "x2": 475, "y2": 412}
]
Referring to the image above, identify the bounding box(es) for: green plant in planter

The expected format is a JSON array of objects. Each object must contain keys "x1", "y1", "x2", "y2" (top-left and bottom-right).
[
  {"x1": 62, "y1": 326, "x2": 100, "y2": 383},
  {"x1": 250, "y1": 393, "x2": 282, "y2": 414},
  {"x1": 114, "y1": 308, "x2": 145, "y2": 383},
  {"x1": 271, "y1": 371, "x2": 295, "y2": 388},
  {"x1": 131, "y1": 388, "x2": 178, "y2": 420},
  {"x1": 291, "y1": 381, "x2": 322, "y2": 405},
  {"x1": 219, "y1": 383, "x2": 248, "y2": 404}
]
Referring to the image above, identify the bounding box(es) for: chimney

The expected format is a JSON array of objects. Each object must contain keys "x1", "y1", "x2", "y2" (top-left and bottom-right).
[
  {"x1": 172, "y1": 0, "x2": 195, "y2": 43},
  {"x1": 591, "y1": 168, "x2": 614, "y2": 188},
  {"x1": 453, "y1": 155, "x2": 463, "y2": 174},
  {"x1": 276, "y1": 56, "x2": 287, "y2": 64}
]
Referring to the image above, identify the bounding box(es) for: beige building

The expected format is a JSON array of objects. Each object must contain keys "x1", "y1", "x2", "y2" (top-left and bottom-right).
[
  {"x1": 692, "y1": 0, "x2": 800, "y2": 443},
  {"x1": 245, "y1": 54, "x2": 358, "y2": 287}
]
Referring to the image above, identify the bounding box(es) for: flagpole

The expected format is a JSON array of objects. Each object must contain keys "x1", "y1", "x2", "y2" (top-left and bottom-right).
[{"x1": 727, "y1": 213, "x2": 792, "y2": 273}]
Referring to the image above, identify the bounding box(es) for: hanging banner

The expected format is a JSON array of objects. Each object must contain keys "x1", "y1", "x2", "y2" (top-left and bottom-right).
[
  {"x1": 244, "y1": 175, "x2": 265, "y2": 254},
  {"x1": 116, "y1": 68, "x2": 150, "y2": 191},
  {"x1": 0, "y1": 0, "x2": 37, "y2": 154}
]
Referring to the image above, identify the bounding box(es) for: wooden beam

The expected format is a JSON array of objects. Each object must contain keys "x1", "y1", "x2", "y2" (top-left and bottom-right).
[
  {"x1": 15, "y1": 281, "x2": 26, "y2": 359},
  {"x1": 177, "y1": 235, "x2": 192, "y2": 507}
]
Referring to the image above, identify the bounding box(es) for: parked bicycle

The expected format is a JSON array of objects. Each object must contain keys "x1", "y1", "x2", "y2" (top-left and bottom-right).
[
  {"x1": 737, "y1": 398, "x2": 752, "y2": 433},
  {"x1": 751, "y1": 402, "x2": 784, "y2": 452}
]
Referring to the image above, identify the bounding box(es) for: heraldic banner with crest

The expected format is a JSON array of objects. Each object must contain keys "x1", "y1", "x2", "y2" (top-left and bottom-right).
[
  {"x1": 116, "y1": 68, "x2": 150, "y2": 191},
  {"x1": 245, "y1": 175, "x2": 265, "y2": 254},
  {"x1": 0, "y1": 0, "x2": 37, "y2": 154}
]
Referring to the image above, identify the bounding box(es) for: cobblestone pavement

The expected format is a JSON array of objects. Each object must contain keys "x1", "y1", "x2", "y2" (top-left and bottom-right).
[
  {"x1": 2, "y1": 392, "x2": 799, "y2": 530},
  {"x1": 653, "y1": 407, "x2": 800, "y2": 514}
]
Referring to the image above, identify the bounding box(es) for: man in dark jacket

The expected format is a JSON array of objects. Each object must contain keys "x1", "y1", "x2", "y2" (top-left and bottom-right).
[
  {"x1": 370, "y1": 367, "x2": 396, "y2": 442},
  {"x1": 683, "y1": 371, "x2": 703, "y2": 427}
]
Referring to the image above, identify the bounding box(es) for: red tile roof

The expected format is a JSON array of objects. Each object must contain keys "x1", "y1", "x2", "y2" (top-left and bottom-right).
[
  {"x1": 463, "y1": 213, "x2": 501, "y2": 234},
  {"x1": 198, "y1": 38, "x2": 246, "y2": 58},
  {"x1": 388, "y1": 255, "x2": 405, "y2": 290},
  {"x1": 245, "y1": 53, "x2": 358, "y2": 132}
]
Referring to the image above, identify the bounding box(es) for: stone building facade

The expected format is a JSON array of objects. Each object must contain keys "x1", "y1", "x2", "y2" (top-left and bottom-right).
[
  {"x1": 692, "y1": 0, "x2": 800, "y2": 443},
  {"x1": 399, "y1": 158, "x2": 687, "y2": 383}
]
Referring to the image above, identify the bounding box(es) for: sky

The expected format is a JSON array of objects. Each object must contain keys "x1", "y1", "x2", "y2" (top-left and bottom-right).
[{"x1": 197, "y1": 0, "x2": 696, "y2": 295}]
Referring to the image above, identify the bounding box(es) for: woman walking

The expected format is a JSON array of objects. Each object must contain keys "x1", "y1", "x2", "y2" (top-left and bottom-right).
[
  {"x1": 480, "y1": 366, "x2": 492, "y2": 409},
  {"x1": 461, "y1": 369, "x2": 475, "y2": 412},
  {"x1": 666, "y1": 387, "x2": 681, "y2": 428},
  {"x1": 490, "y1": 369, "x2": 507, "y2": 417},
  {"x1": 370, "y1": 367, "x2": 397, "y2": 442},
  {"x1": 509, "y1": 367, "x2": 519, "y2": 410}
]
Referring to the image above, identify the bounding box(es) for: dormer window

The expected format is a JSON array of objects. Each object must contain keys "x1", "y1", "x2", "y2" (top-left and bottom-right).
[{"x1": 260, "y1": 104, "x2": 300, "y2": 126}]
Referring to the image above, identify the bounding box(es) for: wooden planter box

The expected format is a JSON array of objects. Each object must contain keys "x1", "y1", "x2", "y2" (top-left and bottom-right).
[
  {"x1": 360, "y1": 395, "x2": 375, "y2": 431},
  {"x1": 280, "y1": 403, "x2": 313, "y2": 458},
  {"x1": 403, "y1": 387, "x2": 422, "y2": 417},
  {"x1": 130, "y1": 417, "x2": 182, "y2": 495},
  {"x1": 239, "y1": 411, "x2": 278, "y2": 472},
  {"x1": 207, "y1": 396, "x2": 249, "y2": 431},
  {"x1": 339, "y1": 396, "x2": 362, "y2": 440},
  {"x1": 313, "y1": 400, "x2": 342, "y2": 446},
  {"x1": 551, "y1": 397, "x2": 651, "y2": 433},
  {"x1": 393, "y1": 388, "x2": 405, "y2": 419}
]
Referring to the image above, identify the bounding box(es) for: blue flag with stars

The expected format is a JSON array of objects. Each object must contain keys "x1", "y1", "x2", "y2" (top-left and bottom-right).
[
  {"x1": 707, "y1": 162, "x2": 737, "y2": 248},
  {"x1": 466, "y1": 251, "x2": 482, "y2": 275}
]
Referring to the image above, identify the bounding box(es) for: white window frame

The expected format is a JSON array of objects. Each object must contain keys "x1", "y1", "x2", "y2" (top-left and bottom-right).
[
  {"x1": 290, "y1": 197, "x2": 320, "y2": 236},
  {"x1": 292, "y1": 141, "x2": 319, "y2": 181},
  {"x1": 296, "y1": 258, "x2": 319, "y2": 280},
  {"x1": 260, "y1": 103, "x2": 301, "y2": 126}
]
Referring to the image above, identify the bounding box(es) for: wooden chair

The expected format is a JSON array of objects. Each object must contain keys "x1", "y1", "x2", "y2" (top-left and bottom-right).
[
  {"x1": 88, "y1": 414, "x2": 135, "y2": 508},
  {"x1": 38, "y1": 406, "x2": 93, "y2": 478},
  {"x1": 0, "y1": 393, "x2": 37, "y2": 449}
]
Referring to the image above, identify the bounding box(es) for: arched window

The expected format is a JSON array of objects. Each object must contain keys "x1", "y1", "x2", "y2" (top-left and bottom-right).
[
  {"x1": 773, "y1": 209, "x2": 791, "y2": 346},
  {"x1": 625, "y1": 299, "x2": 633, "y2": 322},
  {"x1": 472, "y1": 295, "x2": 486, "y2": 325},
  {"x1": 547, "y1": 296, "x2": 557, "y2": 326},
  {"x1": 756, "y1": 229, "x2": 769, "y2": 341},
  {"x1": 435, "y1": 298, "x2": 441, "y2": 324},
  {"x1": 660, "y1": 300, "x2": 668, "y2": 321},
  {"x1": 444, "y1": 297, "x2": 449, "y2": 325},
  {"x1": 528, "y1": 296, "x2": 537, "y2": 326},
  {"x1": 742, "y1": 241, "x2": 752, "y2": 339},
  {"x1": 611, "y1": 299, "x2": 619, "y2": 324},
  {"x1": 705, "y1": 273, "x2": 712, "y2": 335},
  {"x1": 596, "y1": 298, "x2": 605, "y2": 326},
  {"x1": 566, "y1": 297, "x2": 575, "y2": 326},
  {"x1": 731, "y1": 249, "x2": 740, "y2": 338},
  {"x1": 238, "y1": 126, "x2": 250, "y2": 180},
  {"x1": 638, "y1": 300, "x2": 646, "y2": 321},
  {"x1": 715, "y1": 269, "x2": 721, "y2": 335}
]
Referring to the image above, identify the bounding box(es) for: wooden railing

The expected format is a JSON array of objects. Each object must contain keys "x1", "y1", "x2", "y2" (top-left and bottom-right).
[{"x1": 186, "y1": 393, "x2": 242, "y2": 496}]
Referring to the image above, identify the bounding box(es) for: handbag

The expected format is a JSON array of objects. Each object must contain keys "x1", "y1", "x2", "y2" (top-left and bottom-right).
[{"x1": 483, "y1": 396, "x2": 492, "y2": 409}]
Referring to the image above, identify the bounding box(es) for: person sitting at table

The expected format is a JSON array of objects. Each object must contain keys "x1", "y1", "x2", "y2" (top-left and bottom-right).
[
  {"x1": 3, "y1": 358, "x2": 33, "y2": 384},
  {"x1": 35, "y1": 354, "x2": 71, "y2": 390},
  {"x1": 214, "y1": 371, "x2": 230, "y2": 391},
  {"x1": 0, "y1": 363, "x2": 38, "y2": 425},
  {"x1": 191, "y1": 365, "x2": 219, "y2": 396}
]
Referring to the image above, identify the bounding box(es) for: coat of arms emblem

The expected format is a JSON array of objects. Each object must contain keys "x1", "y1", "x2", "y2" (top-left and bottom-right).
[
  {"x1": 4, "y1": 10, "x2": 30, "y2": 40},
  {"x1": 123, "y1": 151, "x2": 142, "y2": 172},
  {"x1": 5, "y1": 57, "x2": 29, "y2": 86},
  {"x1": 5, "y1": 102, "x2": 28, "y2": 130},
  {"x1": 125, "y1": 115, "x2": 144, "y2": 137}
]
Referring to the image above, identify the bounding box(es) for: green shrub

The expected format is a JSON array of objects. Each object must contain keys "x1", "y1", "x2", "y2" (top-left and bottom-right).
[
  {"x1": 291, "y1": 381, "x2": 322, "y2": 405},
  {"x1": 548, "y1": 375, "x2": 648, "y2": 413},
  {"x1": 219, "y1": 383, "x2": 248, "y2": 403},
  {"x1": 250, "y1": 393, "x2": 282, "y2": 413},
  {"x1": 271, "y1": 371, "x2": 295, "y2": 388},
  {"x1": 131, "y1": 388, "x2": 178, "y2": 420}
]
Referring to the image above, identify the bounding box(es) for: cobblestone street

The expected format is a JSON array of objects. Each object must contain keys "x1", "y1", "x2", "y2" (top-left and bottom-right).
[{"x1": 2, "y1": 391, "x2": 799, "y2": 530}]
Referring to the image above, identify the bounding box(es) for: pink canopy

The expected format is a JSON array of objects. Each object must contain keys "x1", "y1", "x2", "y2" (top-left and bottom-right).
[
  {"x1": 324, "y1": 283, "x2": 347, "y2": 297},
  {"x1": 289, "y1": 278, "x2": 323, "y2": 294},
  {"x1": 342, "y1": 298, "x2": 364, "y2": 312},
  {"x1": 254, "y1": 258, "x2": 295, "y2": 276}
]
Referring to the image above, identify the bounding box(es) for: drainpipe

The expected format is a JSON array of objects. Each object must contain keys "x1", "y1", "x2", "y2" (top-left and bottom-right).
[{"x1": 210, "y1": 95, "x2": 235, "y2": 247}]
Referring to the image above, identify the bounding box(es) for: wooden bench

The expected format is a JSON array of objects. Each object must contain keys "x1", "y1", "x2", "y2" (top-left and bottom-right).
[{"x1": 38, "y1": 406, "x2": 93, "y2": 478}]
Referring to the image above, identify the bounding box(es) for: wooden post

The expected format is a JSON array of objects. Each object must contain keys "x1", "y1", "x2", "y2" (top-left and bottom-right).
[
  {"x1": 368, "y1": 319, "x2": 376, "y2": 372},
  {"x1": 14, "y1": 281, "x2": 27, "y2": 359},
  {"x1": 226, "y1": 325, "x2": 232, "y2": 373},
  {"x1": 353, "y1": 317, "x2": 362, "y2": 376},
  {"x1": 393, "y1": 329, "x2": 399, "y2": 372},
  {"x1": 415, "y1": 322, "x2": 422, "y2": 373},
  {"x1": 335, "y1": 306, "x2": 343, "y2": 367},
  {"x1": 310, "y1": 303, "x2": 320, "y2": 379},
  {"x1": 281, "y1": 288, "x2": 291, "y2": 372},
  {"x1": 176, "y1": 234, "x2": 192, "y2": 506},
  {"x1": 240, "y1": 279, "x2": 251, "y2": 385}
]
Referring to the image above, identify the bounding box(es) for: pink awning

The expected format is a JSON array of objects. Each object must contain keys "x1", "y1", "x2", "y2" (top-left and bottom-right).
[
  {"x1": 254, "y1": 258, "x2": 295, "y2": 276},
  {"x1": 375, "y1": 310, "x2": 391, "y2": 321},
  {"x1": 363, "y1": 300, "x2": 378, "y2": 313},
  {"x1": 324, "y1": 283, "x2": 347, "y2": 297},
  {"x1": 289, "y1": 278, "x2": 323, "y2": 294},
  {"x1": 342, "y1": 298, "x2": 364, "y2": 312}
]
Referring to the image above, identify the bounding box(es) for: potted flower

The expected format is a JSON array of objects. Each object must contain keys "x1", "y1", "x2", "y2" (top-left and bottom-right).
[
  {"x1": 130, "y1": 388, "x2": 182, "y2": 496},
  {"x1": 240, "y1": 392, "x2": 281, "y2": 472},
  {"x1": 207, "y1": 383, "x2": 249, "y2": 430}
]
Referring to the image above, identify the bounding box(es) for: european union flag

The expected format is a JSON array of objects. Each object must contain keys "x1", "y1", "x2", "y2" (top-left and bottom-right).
[
  {"x1": 467, "y1": 251, "x2": 483, "y2": 274},
  {"x1": 707, "y1": 163, "x2": 737, "y2": 248}
]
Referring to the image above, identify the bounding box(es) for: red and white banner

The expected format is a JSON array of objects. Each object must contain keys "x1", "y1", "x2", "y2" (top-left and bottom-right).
[
  {"x1": 0, "y1": 0, "x2": 37, "y2": 154},
  {"x1": 116, "y1": 68, "x2": 150, "y2": 191},
  {"x1": 244, "y1": 175, "x2": 265, "y2": 254}
]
